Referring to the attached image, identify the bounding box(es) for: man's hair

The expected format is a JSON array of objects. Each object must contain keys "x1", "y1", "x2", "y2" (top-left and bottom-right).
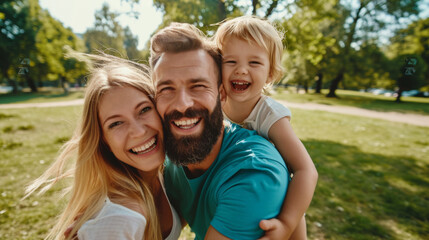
[
  {"x1": 214, "y1": 15, "x2": 285, "y2": 84},
  {"x1": 150, "y1": 22, "x2": 222, "y2": 86}
]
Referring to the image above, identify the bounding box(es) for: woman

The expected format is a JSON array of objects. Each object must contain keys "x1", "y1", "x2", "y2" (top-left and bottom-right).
[{"x1": 25, "y1": 54, "x2": 182, "y2": 240}]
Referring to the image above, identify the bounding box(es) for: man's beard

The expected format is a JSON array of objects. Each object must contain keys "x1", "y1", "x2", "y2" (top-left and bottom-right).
[{"x1": 162, "y1": 98, "x2": 223, "y2": 166}]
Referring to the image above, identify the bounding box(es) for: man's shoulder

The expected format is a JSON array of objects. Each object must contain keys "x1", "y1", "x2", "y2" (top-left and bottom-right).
[
  {"x1": 220, "y1": 123, "x2": 286, "y2": 169},
  {"x1": 223, "y1": 123, "x2": 278, "y2": 152}
]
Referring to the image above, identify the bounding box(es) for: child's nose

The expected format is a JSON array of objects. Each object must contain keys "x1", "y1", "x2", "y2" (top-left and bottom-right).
[{"x1": 235, "y1": 65, "x2": 248, "y2": 75}]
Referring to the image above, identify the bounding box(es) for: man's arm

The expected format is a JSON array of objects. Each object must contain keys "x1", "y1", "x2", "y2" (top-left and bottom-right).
[
  {"x1": 208, "y1": 158, "x2": 288, "y2": 240},
  {"x1": 205, "y1": 225, "x2": 231, "y2": 240}
]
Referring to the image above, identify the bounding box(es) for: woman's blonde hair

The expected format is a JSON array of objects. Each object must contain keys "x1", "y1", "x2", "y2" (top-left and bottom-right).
[
  {"x1": 214, "y1": 15, "x2": 285, "y2": 88},
  {"x1": 25, "y1": 54, "x2": 162, "y2": 240}
]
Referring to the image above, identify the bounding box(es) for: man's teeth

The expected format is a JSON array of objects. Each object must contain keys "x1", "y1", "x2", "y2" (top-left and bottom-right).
[
  {"x1": 131, "y1": 137, "x2": 156, "y2": 154},
  {"x1": 173, "y1": 118, "x2": 199, "y2": 129}
]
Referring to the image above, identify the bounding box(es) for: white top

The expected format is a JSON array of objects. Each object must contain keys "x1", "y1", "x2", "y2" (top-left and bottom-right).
[
  {"x1": 78, "y1": 195, "x2": 182, "y2": 240},
  {"x1": 225, "y1": 95, "x2": 292, "y2": 139}
]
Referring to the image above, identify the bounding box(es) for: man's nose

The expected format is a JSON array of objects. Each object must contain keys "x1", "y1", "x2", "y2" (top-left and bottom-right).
[{"x1": 172, "y1": 89, "x2": 194, "y2": 113}]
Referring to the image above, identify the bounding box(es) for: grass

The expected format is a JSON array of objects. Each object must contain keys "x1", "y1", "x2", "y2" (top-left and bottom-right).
[
  {"x1": 0, "y1": 91, "x2": 428, "y2": 239},
  {"x1": 273, "y1": 88, "x2": 429, "y2": 115},
  {"x1": 0, "y1": 88, "x2": 84, "y2": 104}
]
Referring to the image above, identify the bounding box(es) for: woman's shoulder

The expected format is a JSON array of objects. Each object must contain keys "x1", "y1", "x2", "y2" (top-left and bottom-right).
[{"x1": 78, "y1": 198, "x2": 147, "y2": 239}]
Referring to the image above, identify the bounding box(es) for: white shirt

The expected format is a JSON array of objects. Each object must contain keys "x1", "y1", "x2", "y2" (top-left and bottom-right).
[
  {"x1": 78, "y1": 196, "x2": 182, "y2": 240},
  {"x1": 225, "y1": 95, "x2": 291, "y2": 139}
]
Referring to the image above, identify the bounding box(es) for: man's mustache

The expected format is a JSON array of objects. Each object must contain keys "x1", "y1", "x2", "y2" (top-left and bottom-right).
[{"x1": 164, "y1": 108, "x2": 208, "y2": 121}]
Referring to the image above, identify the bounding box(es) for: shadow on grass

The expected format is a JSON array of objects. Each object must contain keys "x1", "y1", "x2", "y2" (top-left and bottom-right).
[{"x1": 305, "y1": 139, "x2": 429, "y2": 240}]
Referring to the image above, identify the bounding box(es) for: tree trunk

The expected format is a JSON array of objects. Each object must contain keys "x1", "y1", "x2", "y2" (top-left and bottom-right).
[
  {"x1": 218, "y1": 0, "x2": 226, "y2": 20},
  {"x1": 327, "y1": 2, "x2": 364, "y2": 97},
  {"x1": 60, "y1": 77, "x2": 69, "y2": 95},
  {"x1": 396, "y1": 88, "x2": 403, "y2": 103},
  {"x1": 252, "y1": 0, "x2": 258, "y2": 15},
  {"x1": 315, "y1": 73, "x2": 323, "y2": 93},
  {"x1": 25, "y1": 75, "x2": 38, "y2": 92},
  {"x1": 327, "y1": 70, "x2": 343, "y2": 97},
  {"x1": 265, "y1": 0, "x2": 279, "y2": 18}
]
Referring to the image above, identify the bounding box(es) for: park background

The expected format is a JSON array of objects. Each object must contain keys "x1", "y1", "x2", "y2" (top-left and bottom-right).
[{"x1": 1, "y1": 0, "x2": 429, "y2": 239}]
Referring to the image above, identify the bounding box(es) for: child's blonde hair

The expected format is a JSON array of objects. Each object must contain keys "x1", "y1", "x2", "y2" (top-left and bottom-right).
[{"x1": 214, "y1": 15, "x2": 285, "y2": 85}]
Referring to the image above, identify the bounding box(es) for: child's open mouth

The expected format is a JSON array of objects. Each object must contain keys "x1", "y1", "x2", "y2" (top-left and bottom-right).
[{"x1": 231, "y1": 80, "x2": 250, "y2": 91}]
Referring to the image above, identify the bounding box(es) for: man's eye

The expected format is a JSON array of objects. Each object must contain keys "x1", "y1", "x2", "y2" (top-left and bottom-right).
[
  {"x1": 192, "y1": 84, "x2": 206, "y2": 89},
  {"x1": 108, "y1": 121, "x2": 123, "y2": 129},
  {"x1": 158, "y1": 87, "x2": 173, "y2": 93}
]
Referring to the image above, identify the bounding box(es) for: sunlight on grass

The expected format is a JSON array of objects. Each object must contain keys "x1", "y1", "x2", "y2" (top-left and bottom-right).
[
  {"x1": 386, "y1": 177, "x2": 422, "y2": 193},
  {"x1": 1, "y1": 91, "x2": 428, "y2": 239},
  {"x1": 272, "y1": 88, "x2": 429, "y2": 115},
  {"x1": 379, "y1": 220, "x2": 423, "y2": 240}
]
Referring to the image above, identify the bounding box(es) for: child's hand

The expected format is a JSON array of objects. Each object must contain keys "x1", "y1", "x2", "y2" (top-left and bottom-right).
[{"x1": 258, "y1": 218, "x2": 292, "y2": 240}]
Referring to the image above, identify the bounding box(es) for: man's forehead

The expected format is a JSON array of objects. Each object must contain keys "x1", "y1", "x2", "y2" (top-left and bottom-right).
[
  {"x1": 153, "y1": 50, "x2": 216, "y2": 84},
  {"x1": 155, "y1": 49, "x2": 210, "y2": 68}
]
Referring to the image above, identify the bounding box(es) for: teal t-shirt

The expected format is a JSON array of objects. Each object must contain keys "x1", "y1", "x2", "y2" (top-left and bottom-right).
[{"x1": 164, "y1": 124, "x2": 289, "y2": 240}]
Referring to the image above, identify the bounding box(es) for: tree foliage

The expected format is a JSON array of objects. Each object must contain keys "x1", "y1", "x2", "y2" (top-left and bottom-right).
[
  {"x1": 326, "y1": 0, "x2": 421, "y2": 97},
  {"x1": 83, "y1": 3, "x2": 144, "y2": 60},
  {"x1": 0, "y1": 0, "x2": 87, "y2": 92}
]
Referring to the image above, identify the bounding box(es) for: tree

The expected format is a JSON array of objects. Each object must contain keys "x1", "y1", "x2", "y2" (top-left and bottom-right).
[
  {"x1": 280, "y1": 0, "x2": 339, "y2": 93},
  {"x1": 1, "y1": 0, "x2": 87, "y2": 93},
  {"x1": 84, "y1": 3, "x2": 126, "y2": 56},
  {"x1": 342, "y1": 41, "x2": 392, "y2": 91},
  {"x1": 152, "y1": 0, "x2": 293, "y2": 34},
  {"x1": 326, "y1": 0, "x2": 421, "y2": 97},
  {"x1": 124, "y1": 26, "x2": 144, "y2": 60},
  {"x1": 391, "y1": 55, "x2": 426, "y2": 102},
  {"x1": 0, "y1": 0, "x2": 35, "y2": 92}
]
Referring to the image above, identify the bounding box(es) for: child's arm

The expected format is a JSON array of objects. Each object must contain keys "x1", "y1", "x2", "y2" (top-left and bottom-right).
[{"x1": 261, "y1": 117, "x2": 318, "y2": 240}]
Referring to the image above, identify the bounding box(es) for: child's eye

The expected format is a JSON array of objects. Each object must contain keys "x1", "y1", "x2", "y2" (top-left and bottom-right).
[
  {"x1": 223, "y1": 60, "x2": 236, "y2": 64},
  {"x1": 108, "y1": 121, "x2": 123, "y2": 129},
  {"x1": 250, "y1": 61, "x2": 261, "y2": 65}
]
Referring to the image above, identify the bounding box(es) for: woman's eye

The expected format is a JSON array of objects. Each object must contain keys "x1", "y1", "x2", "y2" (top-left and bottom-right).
[
  {"x1": 108, "y1": 121, "x2": 123, "y2": 129},
  {"x1": 140, "y1": 106, "x2": 151, "y2": 114}
]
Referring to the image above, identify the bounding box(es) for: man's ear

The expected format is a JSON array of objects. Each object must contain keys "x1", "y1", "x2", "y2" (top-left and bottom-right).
[{"x1": 219, "y1": 84, "x2": 227, "y2": 105}]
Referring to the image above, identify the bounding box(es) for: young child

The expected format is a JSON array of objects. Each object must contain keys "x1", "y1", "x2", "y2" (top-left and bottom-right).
[{"x1": 214, "y1": 16, "x2": 318, "y2": 240}]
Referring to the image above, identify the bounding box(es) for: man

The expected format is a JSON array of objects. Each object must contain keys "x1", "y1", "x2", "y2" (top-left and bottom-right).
[{"x1": 150, "y1": 22, "x2": 289, "y2": 240}]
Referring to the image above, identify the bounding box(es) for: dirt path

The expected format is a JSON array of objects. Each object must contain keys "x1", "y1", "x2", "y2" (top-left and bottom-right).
[
  {"x1": 1, "y1": 99, "x2": 428, "y2": 127},
  {"x1": 277, "y1": 100, "x2": 429, "y2": 127}
]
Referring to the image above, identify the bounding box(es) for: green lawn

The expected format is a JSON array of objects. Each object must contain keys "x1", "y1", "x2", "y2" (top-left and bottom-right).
[
  {"x1": 0, "y1": 88, "x2": 84, "y2": 104},
  {"x1": 0, "y1": 91, "x2": 428, "y2": 239},
  {"x1": 273, "y1": 88, "x2": 429, "y2": 115}
]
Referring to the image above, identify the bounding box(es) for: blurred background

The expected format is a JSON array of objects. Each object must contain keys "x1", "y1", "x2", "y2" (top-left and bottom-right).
[
  {"x1": 1, "y1": 1, "x2": 429, "y2": 239},
  {"x1": 1, "y1": 0, "x2": 429, "y2": 100}
]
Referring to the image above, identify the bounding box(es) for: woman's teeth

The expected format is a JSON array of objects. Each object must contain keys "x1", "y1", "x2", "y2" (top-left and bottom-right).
[{"x1": 130, "y1": 137, "x2": 156, "y2": 154}]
